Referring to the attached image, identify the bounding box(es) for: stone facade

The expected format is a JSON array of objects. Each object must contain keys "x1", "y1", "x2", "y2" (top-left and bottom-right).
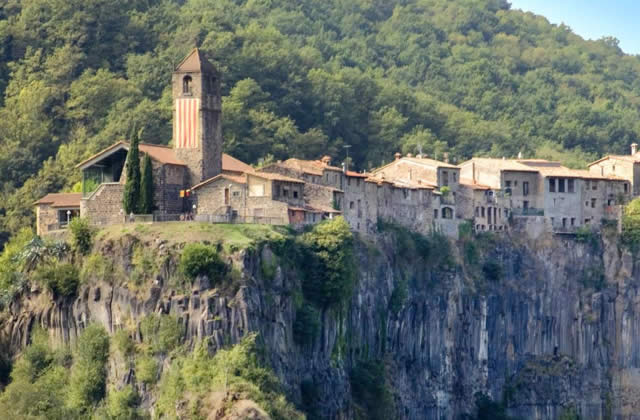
[
  {"x1": 80, "y1": 183, "x2": 125, "y2": 226},
  {"x1": 173, "y1": 49, "x2": 223, "y2": 185}
]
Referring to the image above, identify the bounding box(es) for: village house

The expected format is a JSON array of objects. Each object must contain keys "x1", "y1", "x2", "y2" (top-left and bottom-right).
[
  {"x1": 34, "y1": 49, "x2": 637, "y2": 241},
  {"x1": 459, "y1": 157, "x2": 630, "y2": 234},
  {"x1": 588, "y1": 143, "x2": 640, "y2": 196}
]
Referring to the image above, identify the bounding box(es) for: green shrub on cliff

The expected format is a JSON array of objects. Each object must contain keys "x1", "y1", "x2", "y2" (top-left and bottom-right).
[
  {"x1": 350, "y1": 360, "x2": 395, "y2": 420},
  {"x1": 179, "y1": 243, "x2": 226, "y2": 283},
  {"x1": 67, "y1": 324, "x2": 110, "y2": 412},
  {"x1": 69, "y1": 217, "x2": 95, "y2": 255},
  {"x1": 34, "y1": 261, "x2": 80, "y2": 298},
  {"x1": 623, "y1": 198, "x2": 640, "y2": 251},
  {"x1": 293, "y1": 303, "x2": 321, "y2": 346},
  {"x1": 300, "y1": 217, "x2": 355, "y2": 309},
  {"x1": 156, "y1": 333, "x2": 304, "y2": 420}
]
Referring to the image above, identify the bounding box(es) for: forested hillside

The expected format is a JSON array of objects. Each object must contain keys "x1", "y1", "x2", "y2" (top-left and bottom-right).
[{"x1": 2, "y1": 0, "x2": 640, "y2": 245}]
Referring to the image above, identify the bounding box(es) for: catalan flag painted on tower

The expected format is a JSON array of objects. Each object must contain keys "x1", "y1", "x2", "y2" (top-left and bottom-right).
[{"x1": 174, "y1": 98, "x2": 200, "y2": 148}]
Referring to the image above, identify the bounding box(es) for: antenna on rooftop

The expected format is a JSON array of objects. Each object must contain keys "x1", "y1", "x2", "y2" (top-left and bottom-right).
[{"x1": 344, "y1": 144, "x2": 352, "y2": 173}]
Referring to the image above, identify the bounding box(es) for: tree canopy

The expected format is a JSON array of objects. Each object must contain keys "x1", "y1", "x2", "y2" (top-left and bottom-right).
[{"x1": 2, "y1": 0, "x2": 640, "y2": 246}]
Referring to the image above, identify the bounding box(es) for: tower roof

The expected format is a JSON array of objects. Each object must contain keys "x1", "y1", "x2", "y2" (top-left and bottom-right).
[{"x1": 174, "y1": 48, "x2": 218, "y2": 74}]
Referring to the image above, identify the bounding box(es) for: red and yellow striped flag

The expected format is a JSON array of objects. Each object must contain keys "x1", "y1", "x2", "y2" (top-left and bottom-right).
[{"x1": 174, "y1": 98, "x2": 200, "y2": 148}]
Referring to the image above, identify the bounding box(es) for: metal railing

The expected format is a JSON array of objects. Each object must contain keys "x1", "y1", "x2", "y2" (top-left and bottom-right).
[
  {"x1": 511, "y1": 208, "x2": 544, "y2": 216},
  {"x1": 195, "y1": 214, "x2": 288, "y2": 225}
]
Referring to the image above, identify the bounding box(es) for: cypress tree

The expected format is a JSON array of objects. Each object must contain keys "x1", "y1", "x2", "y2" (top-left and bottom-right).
[
  {"x1": 122, "y1": 134, "x2": 141, "y2": 214},
  {"x1": 140, "y1": 153, "x2": 154, "y2": 214}
]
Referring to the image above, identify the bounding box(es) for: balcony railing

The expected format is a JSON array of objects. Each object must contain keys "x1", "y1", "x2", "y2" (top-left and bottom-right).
[{"x1": 511, "y1": 207, "x2": 544, "y2": 217}]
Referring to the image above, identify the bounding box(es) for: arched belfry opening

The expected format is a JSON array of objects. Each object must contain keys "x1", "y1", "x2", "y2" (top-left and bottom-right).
[{"x1": 183, "y1": 75, "x2": 192, "y2": 94}]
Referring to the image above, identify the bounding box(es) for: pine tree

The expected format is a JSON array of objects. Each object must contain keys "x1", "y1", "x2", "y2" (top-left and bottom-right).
[
  {"x1": 122, "y1": 133, "x2": 141, "y2": 214},
  {"x1": 140, "y1": 153, "x2": 154, "y2": 214}
]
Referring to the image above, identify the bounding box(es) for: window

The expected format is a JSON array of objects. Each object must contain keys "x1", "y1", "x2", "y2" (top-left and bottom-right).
[
  {"x1": 442, "y1": 207, "x2": 453, "y2": 219},
  {"x1": 558, "y1": 178, "x2": 565, "y2": 193},
  {"x1": 481, "y1": 207, "x2": 485, "y2": 217},
  {"x1": 506, "y1": 180, "x2": 512, "y2": 188},
  {"x1": 585, "y1": 201, "x2": 589, "y2": 207},
  {"x1": 357, "y1": 199, "x2": 362, "y2": 218},
  {"x1": 349, "y1": 201, "x2": 354, "y2": 210},
  {"x1": 475, "y1": 207, "x2": 480, "y2": 217},
  {"x1": 549, "y1": 178, "x2": 556, "y2": 192},
  {"x1": 585, "y1": 219, "x2": 590, "y2": 224},
  {"x1": 182, "y1": 76, "x2": 192, "y2": 94},
  {"x1": 523, "y1": 200, "x2": 529, "y2": 209},
  {"x1": 562, "y1": 218, "x2": 567, "y2": 228},
  {"x1": 293, "y1": 190, "x2": 299, "y2": 199},
  {"x1": 434, "y1": 209, "x2": 438, "y2": 219},
  {"x1": 232, "y1": 191, "x2": 240, "y2": 197},
  {"x1": 523, "y1": 181, "x2": 529, "y2": 196},
  {"x1": 591, "y1": 198, "x2": 596, "y2": 208},
  {"x1": 567, "y1": 179, "x2": 574, "y2": 193},
  {"x1": 585, "y1": 181, "x2": 590, "y2": 190},
  {"x1": 453, "y1": 173, "x2": 457, "y2": 183},
  {"x1": 571, "y1": 218, "x2": 575, "y2": 226},
  {"x1": 282, "y1": 187, "x2": 289, "y2": 197},
  {"x1": 442, "y1": 171, "x2": 449, "y2": 186},
  {"x1": 514, "y1": 180, "x2": 518, "y2": 186},
  {"x1": 224, "y1": 188, "x2": 230, "y2": 205},
  {"x1": 625, "y1": 183, "x2": 629, "y2": 194},
  {"x1": 592, "y1": 182, "x2": 597, "y2": 191}
]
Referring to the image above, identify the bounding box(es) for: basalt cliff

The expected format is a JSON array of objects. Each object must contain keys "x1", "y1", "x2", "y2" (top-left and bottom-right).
[{"x1": 1, "y1": 221, "x2": 639, "y2": 420}]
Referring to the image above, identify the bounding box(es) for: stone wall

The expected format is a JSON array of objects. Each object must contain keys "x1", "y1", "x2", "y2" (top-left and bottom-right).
[
  {"x1": 195, "y1": 178, "x2": 246, "y2": 217},
  {"x1": 81, "y1": 183, "x2": 125, "y2": 226},
  {"x1": 36, "y1": 205, "x2": 57, "y2": 235}
]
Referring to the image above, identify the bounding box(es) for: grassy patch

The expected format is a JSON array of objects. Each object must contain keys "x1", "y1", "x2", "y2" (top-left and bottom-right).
[{"x1": 97, "y1": 222, "x2": 290, "y2": 254}]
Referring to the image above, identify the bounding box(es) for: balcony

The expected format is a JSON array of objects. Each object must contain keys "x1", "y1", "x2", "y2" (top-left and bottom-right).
[{"x1": 511, "y1": 207, "x2": 544, "y2": 217}]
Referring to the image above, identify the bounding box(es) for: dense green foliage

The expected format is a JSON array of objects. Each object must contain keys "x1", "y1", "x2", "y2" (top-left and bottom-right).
[
  {"x1": 0, "y1": 325, "x2": 110, "y2": 418},
  {"x1": 622, "y1": 198, "x2": 640, "y2": 251},
  {"x1": 34, "y1": 260, "x2": 80, "y2": 298},
  {"x1": 293, "y1": 303, "x2": 321, "y2": 346},
  {"x1": 300, "y1": 217, "x2": 355, "y2": 309},
  {"x1": 123, "y1": 134, "x2": 141, "y2": 214},
  {"x1": 140, "y1": 153, "x2": 154, "y2": 214},
  {"x1": 179, "y1": 242, "x2": 226, "y2": 282},
  {"x1": 3, "y1": 0, "x2": 640, "y2": 246},
  {"x1": 156, "y1": 333, "x2": 304, "y2": 420},
  {"x1": 69, "y1": 217, "x2": 94, "y2": 255},
  {"x1": 350, "y1": 360, "x2": 395, "y2": 420}
]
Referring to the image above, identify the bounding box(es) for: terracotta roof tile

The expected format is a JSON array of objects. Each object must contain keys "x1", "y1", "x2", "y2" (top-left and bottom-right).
[
  {"x1": 34, "y1": 193, "x2": 82, "y2": 208},
  {"x1": 222, "y1": 153, "x2": 254, "y2": 173},
  {"x1": 345, "y1": 170, "x2": 368, "y2": 178},
  {"x1": 251, "y1": 172, "x2": 305, "y2": 184},
  {"x1": 191, "y1": 173, "x2": 247, "y2": 190}
]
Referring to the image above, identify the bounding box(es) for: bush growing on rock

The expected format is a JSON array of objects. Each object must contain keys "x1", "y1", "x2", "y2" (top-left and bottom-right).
[
  {"x1": 293, "y1": 303, "x2": 320, "y2": 346},
  {"x1": 300, "y1": 217, "x2": 356, "y2": 309},
  {"x1": 34, "y1": 261, "x2": 80, "y2": 298},
  {"x1": 179, "y1": 243, "x2": 226, "y2": 283},
  {"x1": 69, "y1": 217, "x2": 95, "y2": 255}
]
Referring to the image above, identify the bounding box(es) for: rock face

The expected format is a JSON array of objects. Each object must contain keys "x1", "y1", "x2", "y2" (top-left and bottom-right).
[{"x1": 2, "y1": 231, "x2": 640, "y2": 419}]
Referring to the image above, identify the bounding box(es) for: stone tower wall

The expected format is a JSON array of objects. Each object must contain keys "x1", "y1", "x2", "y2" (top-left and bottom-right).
[{"x1": 172, "y1": 62, "x2": 222, "y2": 186}]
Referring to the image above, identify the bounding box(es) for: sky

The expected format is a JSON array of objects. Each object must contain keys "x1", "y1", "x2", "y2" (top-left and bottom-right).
[{"x1": 509, "y1": 0, "x2": 640, "y2": 55}]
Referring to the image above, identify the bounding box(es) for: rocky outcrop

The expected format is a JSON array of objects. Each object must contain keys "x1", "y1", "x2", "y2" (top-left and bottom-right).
[{"x1": 2, "y1": 231, "x2": 640, "y2": 419}]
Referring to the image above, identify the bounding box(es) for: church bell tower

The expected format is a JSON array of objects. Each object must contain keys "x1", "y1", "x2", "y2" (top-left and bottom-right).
[{"x1": 172, "y1": 49, "x2": 222, "y2": 184}]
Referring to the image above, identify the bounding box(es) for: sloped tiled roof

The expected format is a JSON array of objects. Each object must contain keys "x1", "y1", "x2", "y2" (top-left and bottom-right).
[
  {"x1": 589, "y1": 154, "x2": 640, "y2": 166},
  {"x1": 459, "y1": 158, "x2": 539, "y2": 172},
  {"x1": 175, "y1": 48, "x2": 218, "y2": 74},
  {"x1": 34, "y1": 193, "x2": 82, "y2": 208},
  {"x1": 191, "y1": 173, "x2": 247, "y2": 190},
  {"x1": 76, "y1": 141, "x2": 186, "y2": 168},
  {"x1": 250, "y1": 172, "x2": 305, "y2": 184},
  {"x1": 459, "y1": 179, "x2": 491, "y2": 190},
  {"x1": 222, "y1": 154, "x2": 254, "y2": 173}
]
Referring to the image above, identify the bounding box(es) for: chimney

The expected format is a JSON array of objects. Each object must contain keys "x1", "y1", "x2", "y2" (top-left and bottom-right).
[
  {"x1": 321, "y1": 155, "x2": 332, "y2": 165},
  {"x1": 517, "y1": 151, "x2": 523, "y2": 159},
  {"x1": 406, "y1": 153, "x2": 413, "y2": 158},
  {"x1": 632, "y1": 143, "x2": 638, "y2": 155},
  {"x1": 394, "y1": 152, "x2": 401, "y2": 161},
  {"x1": 472, "y1": 161, "x2": 476, "y2": 183},
  {"x1": 443, "y1": 152, "x2": 449, "y2": 163},
  {"x1": 416, "y1": 153, "x2": 422, "y2": 159}
]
